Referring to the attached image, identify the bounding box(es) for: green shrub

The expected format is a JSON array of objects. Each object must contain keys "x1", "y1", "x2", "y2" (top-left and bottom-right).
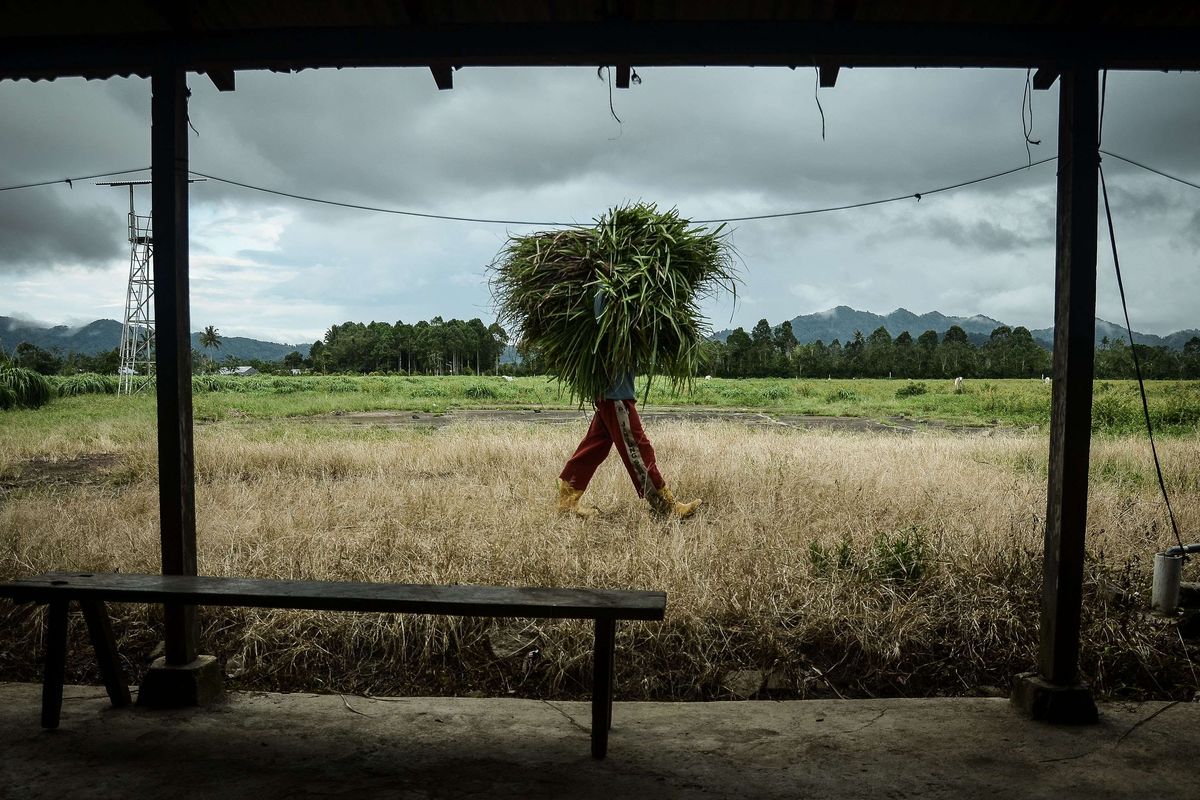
[
  {"x1": 895, "y1": 381, "x2": 928, "y2": 398},
  {"x1": 58, "y1": 373, "x2": 117, "y2": 397},
  {"x1": 192, "y1": 375, "x2": 222, "y2": 393},
  {"x1": 465, "y1": 383, "x2": 499, "y2": 400},
  {"x1": 0, "y1": 367, "x2": 53, "y2": 410},
  {"x1": 325, "y1": 378, "x2": 359, "y2": 393},
  {"x1": 759, "y1": 385, "x2": 792, "y2": 401},
  {"x1": 870, "y1": 527, "x2": 928, "y2": 583},
  {"x1": 808, "y1": 539, "x2": 856, "y2": 577},
  {"x1": 824, "y1": 388, "x2": 860, "y2": 403}
]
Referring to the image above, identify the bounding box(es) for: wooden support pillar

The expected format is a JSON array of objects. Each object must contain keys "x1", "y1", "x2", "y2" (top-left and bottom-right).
[
  {"x1": 150, "y1": 67, "x2": 199, "y2": 667},
  {"x1": 1012, "y1": 66, "x2": 1099, "y2": 723}
]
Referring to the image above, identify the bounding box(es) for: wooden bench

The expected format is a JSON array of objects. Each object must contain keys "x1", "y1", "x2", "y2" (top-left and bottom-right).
[{"x1": 0, "y1": 572, "x2": 667, "y2": 759}]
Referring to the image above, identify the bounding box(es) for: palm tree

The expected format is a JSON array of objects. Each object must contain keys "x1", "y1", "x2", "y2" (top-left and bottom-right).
[{"x1": 199, "y1": 325, "x2": 222, "y2": 371}]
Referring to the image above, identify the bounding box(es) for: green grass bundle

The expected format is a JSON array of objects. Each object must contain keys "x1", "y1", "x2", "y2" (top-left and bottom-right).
[
  {"x1": 490, "y1": 203, "x2": 738, "y2": 401},
  {"x1": 0, "y1": 367, "x2": 53, "y2": 410},
  {"x1": 58, "y1": 373, "x2": 118, "y2": 397}
]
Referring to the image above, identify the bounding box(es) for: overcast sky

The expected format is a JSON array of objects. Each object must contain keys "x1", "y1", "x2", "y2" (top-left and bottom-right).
[{"x1": 1, "y1": 66, "x2": 1197, "y2": 344}]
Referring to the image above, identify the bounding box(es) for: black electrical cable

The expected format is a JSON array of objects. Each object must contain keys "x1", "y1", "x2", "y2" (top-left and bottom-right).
[
  {"x1": 0, "y1": 155, "x2": 1068, "y2": 226},
  {"x1": 1098, "y1": 71, "x2": 1187, "y2": 559},
  {"x1": 693, "y1": 157, "x2": 1057, "y2": 223},
  {"x1": 186, "y1": 170, "x2": 584, "y2": 227},
  {"x1": 0, "y1": 166, "x2": 150, "y2": 192},
  {"x1": 187, "y1": 157, "x2": 1057, "y2": 227},
  {"x1": 1099, "y1": 149, "x2": 1200, "y2": 193}
]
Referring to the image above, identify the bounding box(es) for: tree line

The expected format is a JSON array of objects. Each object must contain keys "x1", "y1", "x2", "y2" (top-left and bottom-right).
[
  {"x1": 307, "y1": 317, "x2": 510, "y2": 375},
  {"x1": 706, "y1": 319, "x2": 1200, "y2": 380},
  {"x1": 6, "y1": 316, "x2": 1199, "y2": 380}
]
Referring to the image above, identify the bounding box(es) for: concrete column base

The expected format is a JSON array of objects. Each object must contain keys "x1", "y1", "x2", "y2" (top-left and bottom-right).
[
  {"x1": 137, "y1": 655, "x2": 223, "y2": 708},
  {"x1": 1010, "y1": 672, "x2": 1098, "y2": 724}
]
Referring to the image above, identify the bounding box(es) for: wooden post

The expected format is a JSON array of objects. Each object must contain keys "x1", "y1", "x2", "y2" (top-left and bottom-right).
[
  {"x1": 40, "y1": 600, "x2": 69, "y2": 729},
  {"x1": 1041, "y1": 67, "x2": 1098, "y2": 685},
  {"x1": 151, "y1": 67, "x2": 199, "y2": 667},
  {"x1": 81, "y1": 600, "x2": 132, "y2": 708},
  {"x1": 591, "y1": 618, "x2": 616, "y2": 759},
  {"x1": 1012, "y1": 66, "x2": 1099, "y2": 723}
]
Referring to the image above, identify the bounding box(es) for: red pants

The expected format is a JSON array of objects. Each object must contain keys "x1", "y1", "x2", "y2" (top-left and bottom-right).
[{"x1": 560, "y1": 400, "x2": 665, "y2": 497}]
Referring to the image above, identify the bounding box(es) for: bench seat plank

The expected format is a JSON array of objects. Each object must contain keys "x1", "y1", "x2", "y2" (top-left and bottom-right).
[{"x1": 0, "y1": 573, "x2": 667, "y2": 621}]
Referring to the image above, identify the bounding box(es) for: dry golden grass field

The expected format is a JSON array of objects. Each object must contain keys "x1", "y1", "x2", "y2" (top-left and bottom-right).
[{"x1": 2, "y1": 407, "x2": 1198, "y2": 701}]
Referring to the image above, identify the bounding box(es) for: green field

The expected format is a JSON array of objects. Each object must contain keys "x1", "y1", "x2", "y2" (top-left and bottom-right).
[
  {"x1": 9, "y1": 374, "x2": 1200, "y2": 435},
  {"x1": 2, "y1": 374, "x2": 1198, "y2": 702}
]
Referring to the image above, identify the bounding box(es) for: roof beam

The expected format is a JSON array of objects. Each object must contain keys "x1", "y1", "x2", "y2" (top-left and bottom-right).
[
  {"x1": 4, "y1": 21, "x2": 1200, "y2": 81},
  {"x1": 1033, "y1": 67, "x2": 1059, "y2": 90},
  {"x1": 429, "y1": 64, "x2": 453, "y2": 90},
  {"x1": 204, "y1": 68, "x2": 235, "y2": 91}
]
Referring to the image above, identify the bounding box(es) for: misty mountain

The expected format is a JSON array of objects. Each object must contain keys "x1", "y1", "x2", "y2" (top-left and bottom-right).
[
  {"x1": 714, "y1": 306, "x2": 1197, "y2": 350},
  {"x1": 1028, "y1": 320, "x2": 1200, "y2": 351},
  {"x1": 0, "y1": 317, "x2": 310, "y2": 362}
]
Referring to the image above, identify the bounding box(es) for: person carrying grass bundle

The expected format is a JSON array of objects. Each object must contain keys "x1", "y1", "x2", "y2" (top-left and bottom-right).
[
  {"x1": 491, "y1": 202, "x2": 737, "y2": 519},
  {"x1": 556, "y1": 292, "x2": 701, "y2": 519}
]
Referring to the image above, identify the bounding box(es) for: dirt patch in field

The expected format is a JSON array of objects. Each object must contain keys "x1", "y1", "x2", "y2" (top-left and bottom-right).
[
  {"x1": 310, "y1": 408, "x2": 992, "y2": 435},
  {"x1": 0, "y1": 453, "x2": 122, "y2": 497}
]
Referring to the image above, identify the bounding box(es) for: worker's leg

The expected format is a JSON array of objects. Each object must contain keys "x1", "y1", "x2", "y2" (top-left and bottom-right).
[
  {"x1": 559, "y1": 404, "x2": 615, "y2": 491},
  {"x1": 604, "y1": 401, "x2": 701, "y2": 517},
  {"x1": 602, "y1": 400, "x2": 665, "y2": 498}
]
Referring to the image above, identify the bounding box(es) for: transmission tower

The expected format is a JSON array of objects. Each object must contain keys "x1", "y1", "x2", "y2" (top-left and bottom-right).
[{"x1": 100, "y1": 180, "x2": 155, "y2": 395}]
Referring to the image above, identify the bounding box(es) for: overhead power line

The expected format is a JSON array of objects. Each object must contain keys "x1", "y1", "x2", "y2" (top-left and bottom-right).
[
  {"x1": 1100, "y1": 149, "x2": 1200, "y2": 192},
  {"x1": 186, "y1": 170, "x2": 579, "y2": 227},
  {"x1": 0, "y1": 166, "x2": 150, "y2": 192},
  {"x1": 692, "y1": 157, "x2": 1057, "y2": 223},
  {"x1": 192, "y1": 157, "x2": 1059, "y2": 227},
  {"x1": 2, "y1": 151, "x2": 1194, "y2": 225}
]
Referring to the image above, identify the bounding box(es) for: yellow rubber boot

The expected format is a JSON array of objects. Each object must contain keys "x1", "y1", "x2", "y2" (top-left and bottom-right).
[
  {"x1": 558, "y1": 479, "x2": 599, "y2": 519},
  {"x1": 654, "y1": 486, "x2": 702, "y2": 519}
]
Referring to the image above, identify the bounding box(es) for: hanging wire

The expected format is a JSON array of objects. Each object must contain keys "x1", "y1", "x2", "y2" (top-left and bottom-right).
[
  {"x1": 184, "y1": 157, "x2": 1056, "y2": 227},
  {"x1": 1097, "y1": 69, "x2": 1188, "y2": 558},
  {"x1": 692, "y1": 157, "x2": 1056, "y2": 223},
  {"x1": 0, "y1": 166, "x2": 151, "y2": 192},
  {"x1": 597, "y1": 65, "x2": 622, "y2": 125},
  {"x1": 1099, "y1": 150, "x2": 1200, "y2": 192},
  {"x1": 188, "y1": 169, "x2": 582, "y2": 226},
  {"x1": 813, "y1": 66, "x2": 826, "y2": 141},
  {"x1": 1021, "y1": 69, "x2": 1041, "y2": 168}
]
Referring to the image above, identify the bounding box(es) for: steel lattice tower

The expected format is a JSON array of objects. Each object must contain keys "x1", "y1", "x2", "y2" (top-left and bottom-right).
[{"x1": 100, "y1": 180, "x2": 155, "y2": 395}]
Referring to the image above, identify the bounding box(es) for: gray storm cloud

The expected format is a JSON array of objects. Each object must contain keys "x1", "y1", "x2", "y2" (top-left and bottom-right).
[
  {"x1": 0, "y1": 190, "x2": 123, "y2": 272},
  {"x1": 1, "y1": 66, "x2": 1197, "y2": 338}
]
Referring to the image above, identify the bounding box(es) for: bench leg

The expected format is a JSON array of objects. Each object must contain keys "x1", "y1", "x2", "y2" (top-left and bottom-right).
[
  {"x1": 41, "y1": 600, "x2": 69, "y2": 729},
  {"x1": 591, "y1": 618, "x2": 616, "y2": 759},
  {"x1": 80, "y1": 600, "x2": 131, "y2": 708}
]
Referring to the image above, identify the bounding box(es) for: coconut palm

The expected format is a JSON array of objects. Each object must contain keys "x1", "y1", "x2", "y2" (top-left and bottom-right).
[{"x1": 199, "y1": 325, "x2": 222, "y2": 371}]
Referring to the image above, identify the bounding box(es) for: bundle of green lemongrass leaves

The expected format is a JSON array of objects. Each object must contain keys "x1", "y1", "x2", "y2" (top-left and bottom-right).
[{"x1": 490, "y1": 203, "x2": 738, "y2": 403}]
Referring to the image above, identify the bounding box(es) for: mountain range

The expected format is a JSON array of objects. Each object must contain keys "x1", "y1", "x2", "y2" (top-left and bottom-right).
[
  {"x1": 0, "y1": 317, "x2": 311, "y2": 362},
  {"x1": 5, "y1": 308, "x2": 1197, "y2": 365},
  {"x1": 716, "y1": 306, "x2": 1199, "y2": 350}
]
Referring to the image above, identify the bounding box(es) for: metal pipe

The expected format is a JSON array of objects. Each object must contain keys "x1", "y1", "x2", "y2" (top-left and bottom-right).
[
  {"x1": 1164, "y1": 543, "x2": 1200, "y2": 558},
  {"x1": 1152, "y1": 552, "x2": 1183, "y2": 614}
]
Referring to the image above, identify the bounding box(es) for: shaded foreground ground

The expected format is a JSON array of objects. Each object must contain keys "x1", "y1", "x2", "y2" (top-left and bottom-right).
[{"x1": 2, "y1": 683, "x2": 1197, "y2": 800}]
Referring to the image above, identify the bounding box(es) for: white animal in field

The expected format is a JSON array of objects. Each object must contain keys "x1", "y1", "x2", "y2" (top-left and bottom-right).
[
  {"x1": 502, "y1": 375, "x2": 515, "y2": 382},
  {"x1": 954, "y1": 376, "x2": 964, "y2": 390},
  {"x1": 705, "y1": 375, "x2": 712, "y2": 380},
  {"x1": 1044, "y1": 376, "x2": 1052, "y2": 385}
]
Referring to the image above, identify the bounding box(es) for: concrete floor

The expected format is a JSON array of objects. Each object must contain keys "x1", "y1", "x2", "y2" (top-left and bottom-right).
[{"x1": 1, "y1": 683, "x2": 1197, "y2": 800}]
